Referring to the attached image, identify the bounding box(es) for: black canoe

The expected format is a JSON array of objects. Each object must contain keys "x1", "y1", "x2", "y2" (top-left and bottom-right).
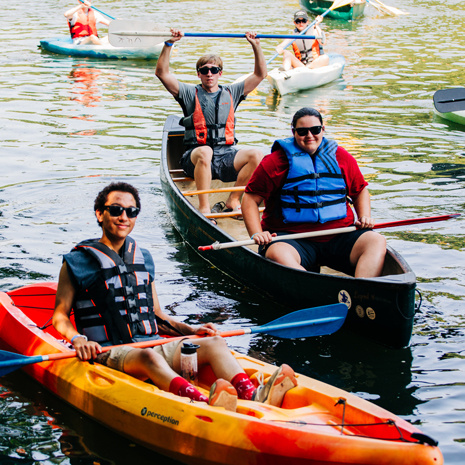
[{"x1": 160, "y1": 115, "x2": 416, "y2": 349}]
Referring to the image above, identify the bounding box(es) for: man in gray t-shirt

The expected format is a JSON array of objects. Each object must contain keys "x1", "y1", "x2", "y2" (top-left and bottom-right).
[{"x1": 156, "y1": 30, "x2": 267, "y2": 220}]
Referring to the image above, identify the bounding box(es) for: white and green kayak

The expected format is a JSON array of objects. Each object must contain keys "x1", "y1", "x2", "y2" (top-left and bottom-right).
[{"x1": 433, "y1": 87, "x2": 465, "y2": 126}]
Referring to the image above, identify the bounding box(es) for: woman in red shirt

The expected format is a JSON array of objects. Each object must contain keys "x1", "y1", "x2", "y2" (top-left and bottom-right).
[{"x1": 242, "y1": 107, "x2": 386, "y2": 277}]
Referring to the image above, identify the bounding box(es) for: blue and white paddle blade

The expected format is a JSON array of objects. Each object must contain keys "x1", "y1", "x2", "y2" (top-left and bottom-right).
[
  {"x1": 254, "y1": 303, "x2": 348, "y2": 339},
  {"x1": 0, "y1": 350, "x2": 46, "y2": 377}
]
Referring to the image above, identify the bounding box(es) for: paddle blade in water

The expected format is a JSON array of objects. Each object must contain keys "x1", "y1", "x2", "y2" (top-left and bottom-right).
[
  {"x1": 433, "y1": 88, "x2": 465, "y2": 113},
  {"x1": 252, "y1": 303, "x2": 348, "y2": 338},
  {"x1": 0, "y1": 350, "x2": 48, "y2": 377}
]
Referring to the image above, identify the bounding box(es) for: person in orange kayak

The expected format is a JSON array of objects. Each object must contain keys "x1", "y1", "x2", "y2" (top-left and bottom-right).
[
  {"x1": 275, "y1": 10, "x2": 329, "y2": 71},
  {"x1": 155, "y1": 30, "x2": 267, "y2": 220},
  {"x1": 52, "y1": 182, "x2": 297, "y2": 411},
  {"x1": 64, "y1": 0, "x2": 110, "y2": 45},
  {"x1": 242, "y1": 107, "x2": 386, "y2": 278}
]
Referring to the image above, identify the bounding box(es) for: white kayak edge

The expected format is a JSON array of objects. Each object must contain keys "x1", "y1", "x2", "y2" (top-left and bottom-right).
[
  {"x1": 40, "y1": 37, "x2": 163, "y2": 60},
  {"x1": 266, "y1": 53, "x2": 346, "y2": 95}
]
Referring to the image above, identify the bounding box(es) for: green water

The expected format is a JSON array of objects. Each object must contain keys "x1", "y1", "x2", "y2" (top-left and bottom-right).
[{"x1": 1, "y1": 0, "x2": 464, "y2": 463}]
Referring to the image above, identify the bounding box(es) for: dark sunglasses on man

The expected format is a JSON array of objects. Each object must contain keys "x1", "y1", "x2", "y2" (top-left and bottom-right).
[
  {"x1": 104, "y1": 205, "x2": 140, "y2": 218},
  {"x1": 295, "y1": 18, "x2": 308, "y2": 24},
  {"x1": 293, "y1": 126, "x2": 323, "y2": 136},
  {"x1": 197, "y1": 66, "x2": 222, "y2": 75}
]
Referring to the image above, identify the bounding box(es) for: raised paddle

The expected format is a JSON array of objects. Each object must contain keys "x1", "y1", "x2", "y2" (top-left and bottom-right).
[
  {"x1": 78, "y1": 0, "x2": 116, "y2": 20},
  {"x1": 0, "y1": 303, "x2": 347, "y2": 377},
  {"x1": 198, "y1": 214, "x2": 460, "y2": 251},
  {"x1": 433, "y1": 88, "x2": 465, "y2": 113},
  {"x1": 108, "y1": 20, "x2": 320, "y2": 48}
]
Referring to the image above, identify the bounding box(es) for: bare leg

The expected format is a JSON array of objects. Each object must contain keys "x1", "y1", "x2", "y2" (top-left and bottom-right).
[
  {"x1": 190, "y1": 146, "x2": 214, "y2": 214},
  {"x1": 350, "y1": 231, "x2": 386, "y2": 278},
  {"x1": 172, "y1": 336, "x2": 246, "y2": 381},
  {"x1": 307, "y1": 55, "x2": 329, "y2": 69},
  {"x1": 226, "y1": 148, "x2": 263, "y2": 211},
  {"x1": 79, "y1": 35, "x2": 103, "y2": 46},
  {"x1": 265, "y1": 242, "x2": 306, "y2": 270},
  {"x1": 282, "y1": 51, "x2": 305, "y2": 71},
  {"x1": 123, "y1": 348, "x2": 180, "y2": 391}
]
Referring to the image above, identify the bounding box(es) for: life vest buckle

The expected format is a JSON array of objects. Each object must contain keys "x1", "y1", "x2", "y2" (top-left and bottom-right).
[
  {"x1": 118, "y1": 264, "x2": 128, "y2": 274},
  {"x1": 126, "y1": 298, "x2": 137, "y2": 310}
]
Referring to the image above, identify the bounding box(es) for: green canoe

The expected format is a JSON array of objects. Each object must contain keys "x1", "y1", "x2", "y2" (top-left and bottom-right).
[
  {"x1": 160, "y1": 116, "x2": 416, "y2": 349},
  {"x1": 299, "y1": 0, "x2": 366, "y2": 20}
]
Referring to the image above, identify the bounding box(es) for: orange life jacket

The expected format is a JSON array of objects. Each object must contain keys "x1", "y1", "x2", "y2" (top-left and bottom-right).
[
  {"x1": 180, "y1": 85, "x2": 236, "y2": 146},
  {"x1": 292, "y1": 29, "x2": 323, "y2": 64},
  {"x1": 69, "y1": 9, "x2": 98, "y2": 39}
]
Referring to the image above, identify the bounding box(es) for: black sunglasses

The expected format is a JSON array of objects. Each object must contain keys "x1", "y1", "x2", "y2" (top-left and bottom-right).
[
  {"x1": 294, "y1": 126, "x2": 323, "y2": 136},
  {"x1": 197, "y1": 66, "x2": 222, "y2": 75},
  {"x1": 104, "y1": 205, "x2": 140, "y2": 218},
  {"x1": 295, "y1": 18, "x2": 308, "y2": 24}
]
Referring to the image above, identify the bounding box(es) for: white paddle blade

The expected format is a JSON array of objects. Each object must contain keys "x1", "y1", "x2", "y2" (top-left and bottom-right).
[{"x1": 109, "y1": 20, "x2": 171, "y2": 47}]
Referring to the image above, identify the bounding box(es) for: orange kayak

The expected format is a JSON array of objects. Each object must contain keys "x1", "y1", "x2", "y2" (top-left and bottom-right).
[{"x1": 0, "y1": 283, "x2": 443, "y2": 465}]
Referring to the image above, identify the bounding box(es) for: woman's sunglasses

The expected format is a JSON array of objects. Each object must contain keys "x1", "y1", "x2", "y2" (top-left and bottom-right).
[
  {"x1": 197, "y1": 66, "x2": 222, "y2": 75},
  {"x1": 104, "y1": 205, "x2": 140, "y2": 218},
  {"x1": 295, "y1": 19, "x2": 308, "y2": 24},
  {"x1": 294, "y1": 126, "x2": 323, "y2": 136}
]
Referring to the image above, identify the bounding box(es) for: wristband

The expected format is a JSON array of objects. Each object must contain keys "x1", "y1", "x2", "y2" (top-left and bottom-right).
[
  {"x1": 251, "y1": 233, "x2": 259, "y2": 240},
  {"x1": 71, "y1": 334, "x2": 88, "y2": 343},
  {"x1": 164, "y1": 41, "x2": 174, "y2": 47}
]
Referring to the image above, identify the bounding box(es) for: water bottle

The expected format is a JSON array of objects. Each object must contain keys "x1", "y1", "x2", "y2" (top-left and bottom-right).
[{"x1": 180, "y1": 342, "x2": 200, "y2": 385}]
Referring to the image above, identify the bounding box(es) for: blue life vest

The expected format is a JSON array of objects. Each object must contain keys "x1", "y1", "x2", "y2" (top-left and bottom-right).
[
  {"x1": 71, "y1": 237, "x2": 158, "y2": 345},
  {"x1": 274, "y1": 137, "x2": 347, "y2": 224}
]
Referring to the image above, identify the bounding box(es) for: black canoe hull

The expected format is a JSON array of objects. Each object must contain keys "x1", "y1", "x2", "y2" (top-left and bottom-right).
[{"x1": 160, "y1": 116, "x2": 416, "y2": 349}]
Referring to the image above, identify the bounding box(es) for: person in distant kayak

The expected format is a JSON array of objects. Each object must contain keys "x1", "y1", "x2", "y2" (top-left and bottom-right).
[
  {"x1": 242, "y1": 107, "x2": 386, "y2": 277},
  {"x1": 53, "y1": 182, "x2": 297, "y2": 411},
  {"x1": 64, "y1": 0, "x2": 110, "y2": 45},
  {"x1": 275, "y1": 10, "x2": 329, "y2": 71},
  {"x1": 155, "y1": 30, "x2": 267, "y2": 221}
]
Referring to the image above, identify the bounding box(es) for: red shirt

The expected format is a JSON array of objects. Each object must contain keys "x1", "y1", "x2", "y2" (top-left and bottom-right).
[{"x1": 245, "y1": 145, "x2": 368, "y2": 242}]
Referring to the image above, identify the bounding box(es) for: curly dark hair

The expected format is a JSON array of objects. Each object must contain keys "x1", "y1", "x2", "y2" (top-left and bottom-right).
[
  {"x1": 94, "y1": 182, "x2": 141, "y2": 227},
  {"x1": 291, "y1": 107, "x2": 323, "y2": 128}
]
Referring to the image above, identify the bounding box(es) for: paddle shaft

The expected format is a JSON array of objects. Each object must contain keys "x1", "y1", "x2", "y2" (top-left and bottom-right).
[
  {"x1": 112, "y1": 31, "x2": 319, "y2": 40},
  {"x1": 78, "y1": 0, "x2": 115, "y2": 20},
  {"x1": 0, "y1": 303, "x2": 347, "y2": 376},
  {"x1": 198, "y1": 214, "x2": 460, "y2": 251}
]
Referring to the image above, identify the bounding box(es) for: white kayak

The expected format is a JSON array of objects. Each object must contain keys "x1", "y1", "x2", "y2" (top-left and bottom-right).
[
  {"x1": 433, "y1": 87, "x2": 465, "y2": 126},
  {"x1": 40, "y1": 37, "x2": 163, "y2": 60},
  {"x1": 266, "y1": 53, "x2": 345, "y2": 95}
]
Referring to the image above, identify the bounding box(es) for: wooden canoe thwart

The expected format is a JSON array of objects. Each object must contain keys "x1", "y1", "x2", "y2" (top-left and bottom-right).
[
  {"x1": 160, "y1": 116, "x2": 418, "y2": 349},
  {"x1": 0, "y1": 283, "x2": 443, "y2": 465}
]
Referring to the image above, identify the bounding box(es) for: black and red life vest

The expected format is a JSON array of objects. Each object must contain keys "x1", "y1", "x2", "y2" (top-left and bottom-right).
[{"x1": 72, "y1": 237, "x2": 158, "y2": 345}]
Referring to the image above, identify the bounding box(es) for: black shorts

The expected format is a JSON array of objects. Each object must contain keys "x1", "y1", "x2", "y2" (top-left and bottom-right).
[
  {"x1": 181, "y1": 145, "x2": 239, "y2": 182},
  {"x1": 259, "y1": 229, "x2": 370, "y2": 275}
]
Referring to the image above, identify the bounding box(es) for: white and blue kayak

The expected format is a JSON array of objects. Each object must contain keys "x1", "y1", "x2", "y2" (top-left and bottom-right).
[
  {"x1": 40, "y1": 37, "x2": 163, "y2": 60},
  {"x1": 266, "y1": 53, "x2": 345, "y2": 95}
]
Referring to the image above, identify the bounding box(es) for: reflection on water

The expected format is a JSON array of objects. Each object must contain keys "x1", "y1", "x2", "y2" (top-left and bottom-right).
[{"x1": 1, "y1": 0, "x2": 465, "y2": 463}]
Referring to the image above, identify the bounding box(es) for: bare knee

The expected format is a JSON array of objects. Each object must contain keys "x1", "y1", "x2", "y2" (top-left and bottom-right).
[
  {"x1": 137, "y1": 348, "x2": 167, "y2": 370},
  {"x1": 192, "y1": 147, "x2": 213, "y2": 167}
]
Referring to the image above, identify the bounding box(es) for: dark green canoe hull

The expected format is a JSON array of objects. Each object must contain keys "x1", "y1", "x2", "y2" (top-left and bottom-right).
[
  {"x1": 299, "y1": 0, "x2": 366, "y2": 20},
  {"x1": 160, "y1": 116, "x2": 416, "y2": 349}
]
